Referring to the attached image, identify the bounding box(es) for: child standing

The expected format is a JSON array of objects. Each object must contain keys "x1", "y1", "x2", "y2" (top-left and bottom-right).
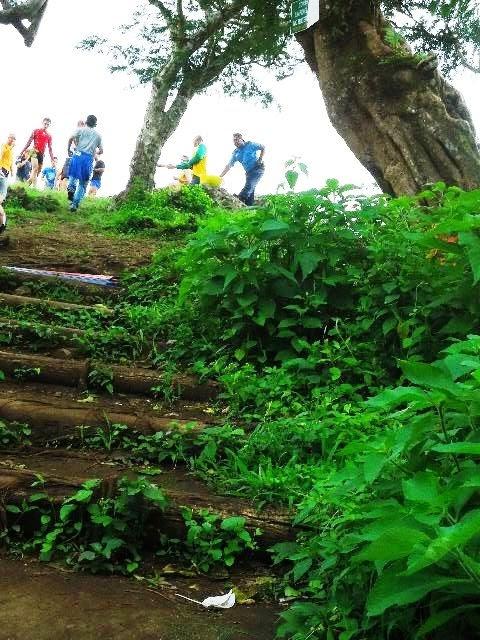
[{"x1": 0, "y1": 133, "x2": 15, "y2": 234}]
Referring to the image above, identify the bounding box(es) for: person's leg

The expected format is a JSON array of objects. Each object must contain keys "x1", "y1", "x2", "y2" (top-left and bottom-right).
[
  {"x1": 28, "y1": 155, "x2": 39, "y2": 186},
  {"x1": 243, "y1": 165, "x2": 264, "y2": 205},
  {"x1": 72, "y1": 180, "x2": 89, "y2": 209},
  {"x1": 238, "y1": 169, "x2": 257, "y2": 205},
  {"x1": 0, "y1": 179, "x2": 7, "y2": 232},
  {"x1": 67, "y1": 176, "x2": 77, "y2": 201},
  {"x1": 191, "y1": 175, "x2": 200, "y2": 185}
]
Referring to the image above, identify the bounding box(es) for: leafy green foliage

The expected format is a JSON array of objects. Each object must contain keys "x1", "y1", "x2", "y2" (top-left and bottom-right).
[
  {"x1": 271, "y1": 337, "x2": 480, "y2": 639},
  {"x1": 92, "y1": 183, "x2": 214, "y2": 235},
  {"x1": 3, "y1": 475, "x2": 168, "y2": 575},
  {"x1": 177, "y1": 508, "x2": 259, "y2": 572},
  {"x1": 0, "y1": 421, "x2": 31, "y2": 448}
]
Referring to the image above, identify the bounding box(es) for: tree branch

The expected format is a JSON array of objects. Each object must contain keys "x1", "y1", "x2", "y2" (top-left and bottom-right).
[
  {"x1": 147, "y1": 0, "x2": 174, "y2": 25},
  {"x1": 186, "y1": 0, "x2": 245, "y2": 54},
  {"x1": 0, "y1": 0, "x2": 49, "y2": 46}
]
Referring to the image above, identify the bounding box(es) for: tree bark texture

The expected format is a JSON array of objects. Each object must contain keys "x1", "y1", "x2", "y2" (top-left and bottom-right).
[
  {"x1": 127, "y1": 74, "x2": 193, "y2": 190},
  {"x1": 297, "y1": 1, "x2": 480, "y2": 196},
  {"x1": 0, "y1": 0, "x2": 48, "y2": 46}
]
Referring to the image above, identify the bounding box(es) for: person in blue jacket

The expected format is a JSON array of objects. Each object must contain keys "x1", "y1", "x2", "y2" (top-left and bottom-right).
[
  {"x1": 220, "y1": 133, "x2": 265, "y2": 205},
  {"x1": 42, "y1": 157, "x2": 58, "y2": 189}
]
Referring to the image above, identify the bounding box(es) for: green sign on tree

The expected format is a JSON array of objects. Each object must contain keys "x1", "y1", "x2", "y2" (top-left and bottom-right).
[{"x1": 291, "y1": 0, "x2": 319, "y2": 34}]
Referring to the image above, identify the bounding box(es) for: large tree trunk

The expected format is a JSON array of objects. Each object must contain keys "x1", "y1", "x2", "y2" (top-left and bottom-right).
[
  {"x1": 297, "y1": 1, "x2": 480, "y2": 196},
  {"x1": 127, "y1": 74, "x2": 193, "y2": 190}
]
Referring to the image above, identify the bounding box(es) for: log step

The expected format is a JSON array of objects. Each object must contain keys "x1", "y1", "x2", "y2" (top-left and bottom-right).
[
  {"x1": 0, "y1": 348, "x2": 218, "y2": 400},
  {"x1": 0, "y1": 291, "x2": 113, "y2": 315},
  {"x1": 0, "y1": 450, "x2": 293, "y2": 547},
  {"x1": 0, "y1": 382, "x2": 211, "y2": 441}
]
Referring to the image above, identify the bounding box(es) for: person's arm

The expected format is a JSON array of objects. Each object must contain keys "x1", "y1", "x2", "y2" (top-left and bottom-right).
[
  {"x1": 251, "y1": 142, "x2": 265, "y2": 164},
  {"x1": 20, "y1": 131, "x2": 34, "y2": 155},
  {"x1": 220, "y1": 151, "x2": 237, "y2": 178},
  {"x1": 48, "y1": 136, "x2": 54, "y2": 162},
  {"x1": 177, "y1": 143, "x2": 207, "y2": 169},
  {"x1": 97, "y1": 136, "x2": 104, "y2": 156}
]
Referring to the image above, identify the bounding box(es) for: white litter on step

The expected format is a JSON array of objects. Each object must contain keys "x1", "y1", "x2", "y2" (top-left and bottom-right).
[{"x1": 175, "y1": 589, "x2": 236, "y2": 609}]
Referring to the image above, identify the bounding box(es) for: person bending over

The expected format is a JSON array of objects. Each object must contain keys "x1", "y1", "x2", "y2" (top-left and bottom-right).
[
  {"x1": 15, "y1": 150, "x2": 32, "y2": 182},
  {"x1": 158, "y1": 135, "x2": 207, "y2": 185},
  {"x1": 220, "y1": 133, "x2": 265, "y2": 206}
]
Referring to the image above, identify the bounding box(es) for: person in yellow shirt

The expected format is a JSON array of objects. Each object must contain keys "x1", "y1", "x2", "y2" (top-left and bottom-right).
[
  {"x1": 158, "y1": 135, "x2": 207, "y2": 184},
  {"x1": 0, "y1": 133, "x2": 16, "y2": 234}
]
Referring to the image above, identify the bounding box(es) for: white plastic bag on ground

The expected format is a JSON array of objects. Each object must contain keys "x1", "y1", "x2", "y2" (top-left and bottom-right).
[{"x1": 175, "y1": 589, "x2": 236, "y2": 609}]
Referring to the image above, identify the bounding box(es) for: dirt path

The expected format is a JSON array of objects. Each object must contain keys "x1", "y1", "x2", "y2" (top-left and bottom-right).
[
  {"x1": 0, "y1": 556, "x2": 280, "y2": 640},
  {"x1": 1, "y1": 218, "x2": 158, "y2": 274}
]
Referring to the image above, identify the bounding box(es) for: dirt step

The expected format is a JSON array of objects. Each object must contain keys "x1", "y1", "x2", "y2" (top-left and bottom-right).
[
  {"x1": 0, "y1": 382, "x2": 212, "y2": 441},
  {"x1": 0, "y1": 555, "x2": 280, "y2": 640},
  {"x1": 0, "y1": 349, "x2": 218, "y2": 400},
  {"x1": 0, "y1": 450, "x2": 293, "y2": 547},
  {"x1": 0, "y1": 291, "x2": 113, "y2": 315}
]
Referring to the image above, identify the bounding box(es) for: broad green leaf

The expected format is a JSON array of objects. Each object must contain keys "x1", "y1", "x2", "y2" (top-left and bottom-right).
[
  {"x1": 286, "y1": 170, "x2": 299, "y2": 190},
  {"x1": 221, "y1": 516, "x2": 246, "y2": 531},
  {"x1": 432, "y1": 442, "x2": 480, "y2": 455},
  {"x1": 416, "y1": 605, "x2": 480, "y2": 638},
  {"x1": 406, "y1": 509, "x2": 480, "y2": 574},
  {"x1": 400, "y1": 360, "x2": 458, "y2": 393},
  {"x1": 367, "y1": 569, "x2": 464, "y2": 616},
  {"x1": 60, "y1": 504, "x2": 77, "y2": 522},
  {"x1": 459, "y1": 231, "x2": 480, "y2": 284},
  {"x1": 367, "y1": 386, "x2": 431, "y2": 410},
  {"x1": 293, "y1": 557, "x2": 313, "y2": 582},
  {"x1": 402, "y1": 472, "x2": 439, "y2": 503},
  {"x1": 355, "y1": 527, "x2": 430, "y2": 563},
  {"x1": 259, "y1": 219, "x2": 290, "y2": 239},
  {"x1": 363, "y1": 453, "x2": 386, "y2": 483},
  {"x1": 297, "y1": 251, "x2": 321, "y2": 280}
]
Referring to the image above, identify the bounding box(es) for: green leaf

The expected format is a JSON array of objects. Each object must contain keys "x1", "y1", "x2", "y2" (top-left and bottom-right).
[
  {"x1": 432, "y1": 442, "x2": 480, "y2": 455},
  {"x1": 367, "y1": 569, "x2": 464, "y2": 616},
  {"x1": 400, "y1": 360, "x2": 457, "y2": 393},
  {"x1": 416, "y1": 605, "x2": 480, "y2": 638},
  {"x1": 60, "y1": 504, "x2": 77, "y2": 522},
  {"x1": 297, "y1": 251, "x2": 321, "y2": 280},
  {"x1": 356, "y1": 527, "x2": 430, "y2": 563},
  {"x1": 221, "y1": 516, "x2": 246, "y2": 531},
  {"x1": 285, "y1": 170, "x2": 299, "y2": 190},
  {"x1": 293, "y1": 557, "x2": 313, "y2": 582},
  {"x1": 6, "y1": 505, "x2": 21, "y2": 513},
  {"x1": 363, "y1": 453, "x2": 386, "y2": 483},
  {"x1": 367, "y1": 386, "x2": 431, "y2": 410},
  {"x1": 402, "y1": 472, "x2": 439, "y2": 504},
  {"x1": 259, "y1": 219, "x2": 290, "y2": 239},
  {"x1": 406, "y1": 509, "x2": 480, "y2": 574},
  {"x1": 459, "y1": 231, "x2": 480, "y2": 284}
]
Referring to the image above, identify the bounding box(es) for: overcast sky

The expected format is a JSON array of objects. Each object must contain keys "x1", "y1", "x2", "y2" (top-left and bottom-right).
[{"x1": 1, "y1": 0, "x2": 479, "y2": 196}]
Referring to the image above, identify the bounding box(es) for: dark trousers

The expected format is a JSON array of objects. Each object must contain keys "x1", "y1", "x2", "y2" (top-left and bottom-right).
[{"x1": 239, "y1": 164, "x2": 264, "y2": 206}]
